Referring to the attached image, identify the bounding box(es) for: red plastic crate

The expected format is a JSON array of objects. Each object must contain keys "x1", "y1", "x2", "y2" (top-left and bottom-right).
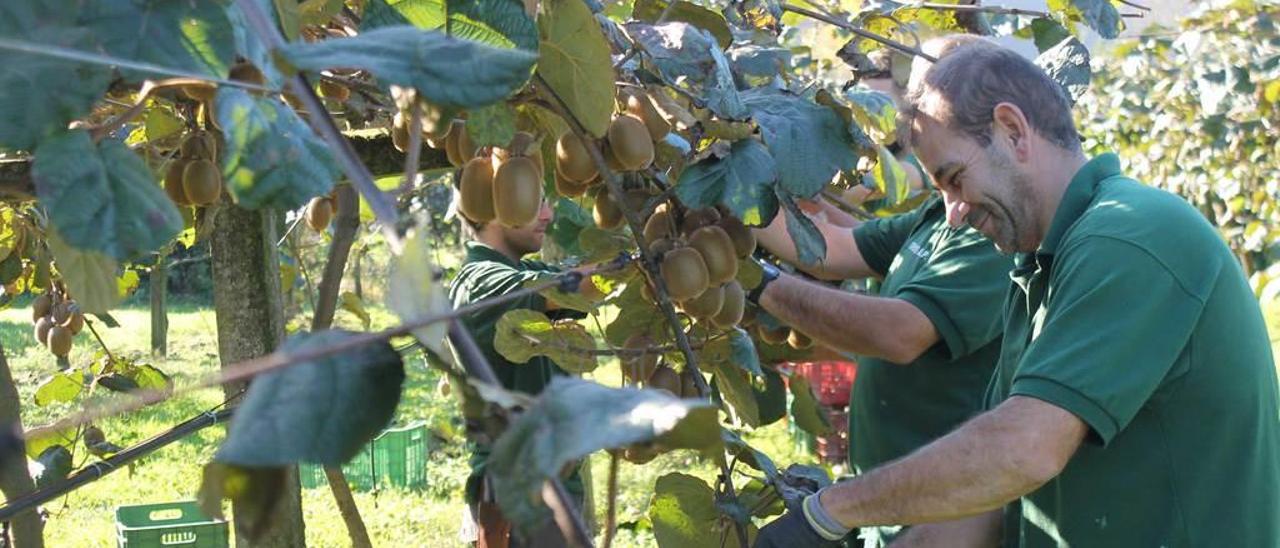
[
  {"x1": 791, "y1": 361, "x2": 858, "y2": 407},
  {"x1": 815, "y1": 407, "x2": 850, "y2": 464}
]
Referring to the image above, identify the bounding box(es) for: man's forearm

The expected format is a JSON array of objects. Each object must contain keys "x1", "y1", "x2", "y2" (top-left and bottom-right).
[
  {"x1": 818, "y1": 397, "x2": 1085, "y2": 528},
  {"x1": 759, "y1": 274, "x2": 934, "y2": 363}
]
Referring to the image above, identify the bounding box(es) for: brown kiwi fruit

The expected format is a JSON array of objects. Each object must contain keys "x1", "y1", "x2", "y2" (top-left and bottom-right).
[
  {"x1": 32, "y1": 294, "x2": 52, "y2": 323},
  {"x1": 626, "y1": 92, "x2": 671, "y2": 141},
  {"x1": 681, "y1": 208, "x2": 721, "y2": 234},
  {"x1": 646, "y1": 365, "x2": 681, "y2": 397},
  {"x1": 606, "y1": 115, "x2": 655, "y2": 171},
  {"x1": 459, "y1": 157, "x2": 497, "y2": 223},
  {"x1": 787, "y1": 329, "x2": 813, "y2": 350},
  {"x1": 426, "y1": 118, "x2": 455, "y2": 149},
  {"x1": 456, "y1": 122, "x2": 476, "y2": 160},
  {"x1": 180, "y1": 132, "x2": 214, "y2": 161},
  {"x1": 554, "y1": 169, "x2": 589, "y2": 198},
  {"x1": 719, "y1": 215, "x2": 757, "y2": 259},
  {"x1": 759, "y1": 325, "x2": 791, "y2": 345},
  {"x1": 680, "y1": 369, "x2": 700, "y2": 398},
  {"x1": 47, "y1": 325, "x2": 72, "y2": 357},
  {"x1": 391, "y1": 112, "x2": 411, "y2": 153},
  {"x1": 51, "y1": 302, "x2": 71, "y2": 325},
  {"x1": 182, "y1": 159, "x2": 222, "y2": 206},
  {"x1": 648, "y1": 237, "x2": 676, "y2": 258},
  {"x1": 181, "y1": 84, "x2": 216, "y2": 102},
  {"x1": 501, "y1": 132, "x2": 537, "y2": 158},
  {"x1": 492, "y1": 157, "x2": 543, "y2": 227},
  {"x1": 305, "y1": 197, "x2": 333, "y2": 231},
  {"x1": 445, "y1": 120, "x2": 466, "y2": 166},
  {"x1": 643, "y1": 205, "x2": 673, "y2": 243},
  {"x1": 164, "y1": 161, "x2": 191, "y2": 206},
  {"x1": 62, "y1": 311, "x2": 84, "y2": 336},
  {"x1": 621, "y1": 334, "x2": 659, "y2": 384},
  {"x1": 623, "y1": 187, "x2": 655, "y2": 213},
  {"x1": 593, "y1": 189, "x2": 624, "y2": 230},
  {"x1": 228, "y1": 63, "x2": 266, "y2": 88},
  {"x1": 680, "y1": 283, "x2": 724, "y2": 320},
  {"x1": 555, "y1": 132, "x2": 597, "y2": 183},
  {"x1": 660, "y1": 247, "x2": 710, "y2": 301},
  {"x1": 689, "y1": 225, "x2": 738, "y2": 285},
  {"x1": 712, "y1": 281, "x2": 745, "y2": 328},
  {"x1": 317, "y1": 79, "x2": 350, "y2": 101},
  {"x1": 34, "y1": 316, "x2": 53, "y2": 346},
  {"x1": 622, "y1": 444, "x2": 660, "y2": 464}
]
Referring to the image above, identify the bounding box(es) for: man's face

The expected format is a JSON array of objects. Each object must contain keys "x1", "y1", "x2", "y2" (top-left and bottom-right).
[
  {"x1": 501, "y1": 200, "x2": 553, "y2": 256},
  {"x1": 911, "y1": 110, "x2": 1040, "y2": 254}
]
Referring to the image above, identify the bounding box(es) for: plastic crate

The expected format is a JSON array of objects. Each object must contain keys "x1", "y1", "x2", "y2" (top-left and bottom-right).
[
  {"x1": 116, "y1": 501, "x2": 228, "y2": 548},
  {"x1": 300, "y1": 422, "x2": 429, "y2": 491},
  {"x1": 792, "y1": 361, "x2": 858, "y2": 407},
  {"x1": 814, "y1": 407, "x2": 849, "y2": 464}
]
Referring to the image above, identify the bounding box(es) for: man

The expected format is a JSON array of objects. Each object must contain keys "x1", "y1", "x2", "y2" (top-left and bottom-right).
[
  {"x1": 756, "y1": 38, "x2": 1280, "y2": 547},
  {"x1": 447, "y1": 193, "x2": 586, "y2": 547}
]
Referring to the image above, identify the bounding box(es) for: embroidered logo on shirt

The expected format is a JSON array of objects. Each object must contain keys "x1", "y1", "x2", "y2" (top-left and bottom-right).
[{"x1": 907, "y1": 241, "x2": 931, "y2": 260}]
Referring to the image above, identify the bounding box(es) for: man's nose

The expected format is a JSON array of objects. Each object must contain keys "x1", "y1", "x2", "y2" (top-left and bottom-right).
[{"x1": 943, "y1": 192, "x2": 970, "y2": 229}]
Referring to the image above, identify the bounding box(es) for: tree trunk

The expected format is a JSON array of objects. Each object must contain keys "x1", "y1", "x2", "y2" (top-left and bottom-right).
[
  {"x1": 0, "y1": 343, "x2": 44, "y2": 548},
  {"x1": 210, "y1": 204, "x2": 306, "y2": 548},
  {"x1": 150, "y1": 259, "x2": 168, "y2": 357}
]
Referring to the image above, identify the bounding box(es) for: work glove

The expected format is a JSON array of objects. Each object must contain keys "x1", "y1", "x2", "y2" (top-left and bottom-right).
[{"x1": 754, "y1": 488, "x2": 849, "y2": 548}]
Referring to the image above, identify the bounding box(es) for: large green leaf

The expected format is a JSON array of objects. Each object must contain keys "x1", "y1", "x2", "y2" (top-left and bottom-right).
[
  {"x1": 742, "y1": 88, "x2": 857, "y2": 198},
  {"x1": 754, "y1": 367, "x2": 787, "y2": 426},
  {"x1": 1047, "y1": 0, "x2": 1121, "y2": 39},
  {"x1": 32, "y1": 131, "x2": 183, "y2": 261},
  {"x1": 632, "y1": 0, "x2": 732, "y2": 48},
  {"x1": 778, "y1": 193, "x2": 827, "y2": 266},
  {"x1": 80, "y1": 0, "x2": 236, "y2": 82},
  {"x1": 214, "y1": 330, "x2": 404, "y2": 467},
  {"x1": 0, "y1": 5, "x2": 111, "y2": 150},
  {"x1": 789, "y1": 375, "x2": 832, "y2": 436},
  {"x1": 34, "y1": 373, "x2": 82, "y2": 407},
  {"x1": 721, "y1": 429, "x2": 779, "y2": 479},
  {"x1": 362, "y1": 0, "x2": 538, "y2": 51},
  {"x1": 467, "y1": 102, "x2": 517, "y2": 148},
  {"x1": 489, "y1": 378, "x2": 721, "y2": 533},
  {"x1": 1035, "y1": 36, "x2": 1092, "y2": 105},
  {"x1": 605, "y1": 279, "x2": 670, "y2": 347},
  {"x1": 712, "y1": 362, "x2": 761, "y2": 426},
  {"x1": 843, "y1": 88, "x2": 898, "y2": 145},
  {"x1": 547, "y1": 197, "x2": 591, "y2": 253},
  {"x1": 578, "y1": 225, "x2": 632, "y2": 264},
  {"x1": 494, "y1": 309, "x2": 599, "y2": 373},
  {"x1": 538, "y1": 0, "x2": 615, "y2": 136},
  {"x1": 362, "y1": 0, "x2": 444, "y2": 29},
  {"x1": 728, "y1": 44, "x2": 792, "y2": 78},
  {"x1": 215, "y1": 88, "x2": 340, "y2": 211},
  {"x1": 625, "y1": 22, "x2": 747, "y2": 120},
  {"x1": 280, "y1": 26, "x2": 537, "y2": 108},
  {"x1": 649, "y1": 472, "x2": 756, "y2": 548},
  {"x1": 676, "y1": 139, "x2": 779, "y2": 226},
  {"x1": 387, "y1": 229, "x2": 452, "y2": 356},
  {"x1": 701, "y1": 327, "x2": 763, "y2": 378},
  {"x1": 864, "y1": 145, "x2": 909, "y2": 207}
]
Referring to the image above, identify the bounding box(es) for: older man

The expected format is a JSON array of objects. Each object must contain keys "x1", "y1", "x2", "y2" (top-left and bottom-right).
[{"x1": 756, "y1": 38, "x2": 1280, "y2": 547}]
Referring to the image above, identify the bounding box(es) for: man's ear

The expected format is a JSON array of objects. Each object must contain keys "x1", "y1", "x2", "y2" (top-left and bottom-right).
[{"x1": 992, "y1": 102, "x2": 1030, "y2": 161}]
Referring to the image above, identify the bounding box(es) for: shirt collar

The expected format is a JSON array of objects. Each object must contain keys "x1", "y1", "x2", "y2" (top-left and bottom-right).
[
  {"x1": 1037, "y1": 153, "x2": 1122, "y2": 257},
  {"x1": 464, "y1": 241, "x2": 519, "y2": 267}
]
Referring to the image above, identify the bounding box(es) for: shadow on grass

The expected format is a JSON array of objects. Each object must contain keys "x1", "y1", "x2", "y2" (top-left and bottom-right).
[{"x1": 0, "y1": 318, "x2": 39, "y2": 358}]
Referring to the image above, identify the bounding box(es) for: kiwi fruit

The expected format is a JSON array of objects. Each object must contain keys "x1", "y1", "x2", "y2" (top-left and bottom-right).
[
  {"x1": 648, "y1": 237, "x2": 677, "y2": 258},
  {"x1": 164, "y1": 161, "x2": 191, "y2": 206},
  {"x1": 602, "y1": 142, "x2": 626, "y2": 172},
  {"x1": 62, "y1": 311, "x2": 84, "y2": 336},
  {"x1": 180, "y1": 132, "x2": 214, "y2": 161},
  {"x1": 556, "y1": 132, "x2": 597, "y2": 182},
  {"x1": 34, "y1": 316, "x2": 53, "y2": 346},
  {"x1": 660, "y1": 247, "x2": 710, "y2": 301},
  {"x1": 229, "y1": 63, "x2": 266, "y2": 87},
  {"x1": 305, "y1": 197, "x2": 333, "y2": 231},
  {"x1": 459, "y1": 157, "x2": 497, "y2": 223},
  {"x1": 181, "y1": 84, "x2": 216, "y2": 102},
  {"x1": 47, "y1": 325, "x2": 72, "y2": 357},
  {"x1": 182, "y1": 159, "x2": 222, "y2": 206},
  {"x1": 456, "y1": 122, "x2": 476, "y2": 160},
  {"x1": 712, "y1": 281, "x2": 745, "y2": 328},
  {"x1": 681, "y1": 208, "x2": 721, "y2": 235},
  {"x1": 554, "y1": 169, "x2": 589, "y2": 198},
  {"x1": 391, "y1": 112, "x2": 411, "y2": 153},
  {"x1": 499, "y1": 132, "x2": 537, "y2": 159},
  {"x1": 445, "y1": 120, "x2": 466, "y2": 166},
  {"x1": 759, "y1": 325, "x2": 791, "y2": 345},
  {"x1": 606, "y1": 115, "x2": 655, "y2": 171},
  {"x1": 317, "y1": 79, "x2": 350, "y2": 101},
  {"x1": 647, "y1": 365, "x2": 681, "y2": 397},
  {"x1": 621, "y1": 334, "x2": 659, "y2": 384},
  {"x1": 51, "y1": 301, "x2": 71, "y2": 325},
  {"x1": 689, "y1": 225, "x2": 738, "y2": 285},
  {"x1": 680, "y1": 283, "x2": 724, "y2": 320},
  {"x1": 643, "y1": 205, "x2": 673, "y2": 243},
  {"x1": 492, "y1": 157, "x2": 543, "y2": 227},
  {"x1": 719, "y1": 215, "x2": 757, "y2": 259},
  {"x1": 625, "y1": 92, "x2": 671, "y2": 141},
  {"x1": 622, "y1": 444, "x2": 660, "y2": 464},
  {"x1": 680, "y1": 369, "x2": 700, "y2": 398},
  {"x1": 32, "y1": 294, "x2": 51, "y2": 323},
  {"x1": 593, "y1": 189, "x2": 624, "y2": 230},
  {"x1": 788, "y1": 330, "x2": 814, "y2": 350}
]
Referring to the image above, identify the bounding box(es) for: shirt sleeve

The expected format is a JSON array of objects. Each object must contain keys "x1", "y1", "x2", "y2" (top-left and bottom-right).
[
  {"x1": 852, "y1": 205, "x2": 926, "y2": 276},
  {"x1": 1009, "y1": 236, "x2": 1205, "y2": 445},
  {"x1": 893, "y1": 228, "x2": 1011, "y2": 359}
]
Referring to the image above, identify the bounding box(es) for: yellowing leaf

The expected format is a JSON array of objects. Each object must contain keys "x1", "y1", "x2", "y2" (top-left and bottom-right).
[
  {"x1": 538, "y1": 0, "x2": 615, "y2": 136},
  {"x1": 340, "y1": 290, "x2": 372, "y2": 330},
  {"x1": 386, "y1": 228, "x2": 451, "y2": 355},
  {"x1": 47, "y1": 229, "x2": 121, "y2": 314}
]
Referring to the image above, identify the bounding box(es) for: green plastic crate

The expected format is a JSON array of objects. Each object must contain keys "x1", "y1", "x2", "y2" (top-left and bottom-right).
[
  {"x1": 116, "y1": 501, "x2": 228, "y2": 548},
  {"x1": 300, "y1": 422, "x2": 429, "y2": 491}
]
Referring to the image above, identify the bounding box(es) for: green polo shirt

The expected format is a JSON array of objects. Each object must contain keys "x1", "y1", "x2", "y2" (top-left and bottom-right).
[
  {"x1": 989, "y1": 153, "x2": 1280, "y2": 547},
  {"x1": 447, "y1": 241, "x2": 583, "y2": 505},
  {"x1": 848, "y1": 197, "x2": 1011, "y2": 545}
]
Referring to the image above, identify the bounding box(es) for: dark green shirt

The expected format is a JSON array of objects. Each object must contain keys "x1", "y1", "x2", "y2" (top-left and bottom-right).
[
  {"x1": 989, "y1": 154, "x2": 1280, "y2": 547},
  {"x1": 848, "y1": 197, "x2": 1011, "y2": 544},
  {"x1": 447, "y1": 241, "x2": 582, "y2": 504}
]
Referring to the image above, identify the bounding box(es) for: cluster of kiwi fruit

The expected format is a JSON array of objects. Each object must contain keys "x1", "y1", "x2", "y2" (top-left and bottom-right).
[
  {"x1": 31, "y1": 290, "x2": 84, "y2": 359},
  {"x1": 552, "y1": 87, "x2": 670, "y2": 199},
  {"x1": 640, "y1": 205, "x2": 758, "y2": 330},
  {"x1": 163, "y1": 131, "x2": 222, "y2": 208}
]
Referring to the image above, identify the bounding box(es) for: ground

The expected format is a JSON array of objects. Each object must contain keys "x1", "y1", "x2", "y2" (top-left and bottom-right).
[{"x1": 5, "y1": 295, "x2": 1278, "y2": 546}]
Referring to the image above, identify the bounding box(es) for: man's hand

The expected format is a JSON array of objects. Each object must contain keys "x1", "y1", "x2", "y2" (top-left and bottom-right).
[{"x1": 754, "y1": 508, "x2": 844, "y2": 548}]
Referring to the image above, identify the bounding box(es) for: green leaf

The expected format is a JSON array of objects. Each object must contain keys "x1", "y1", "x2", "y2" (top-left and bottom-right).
[
  {"x1": 215, "y1": 330, "x2": 405, "y2": 467},
  {"x1": 712, "y1": 362, "x2": 760, "y2": 426},
  {"x1": 1047, "y1": 0, "x2": 1121, "y2": 39},
  {"x1": 340, "y1": 291, "x2": 372, "y2": 330},
  {"x1": 722, "y1": 428, "x2": 779, "y2": 479},
  {"x1": 145, "y1": 107, "x2": 185, "y2": 143},
  {"x1": 676, "y1": 139, "x2": 779, "y2": 226},
  {"x1": 362, "y1": 0, "x2": 538, "y2": 52},
  {"x1": 0, "y1": 5, "x2": 112, "y2": 149},
  {"x1": 467, "y1": 102, "x2": 518, "y2": 148},
  {"x1": 299, "y1": 0, "x2": 346, "y2": 25},
  {"x1": 215, "y1": 88, "x2": 340, "y2": 211},
  {"x1": 275, "y1": 0, "x2": 302, "y2": 40},
  {"x1": 96, "y1": 373, "x2": 140, "y2": 393},
  {"x1": 362, "y1": 0, "x2": 444, "y2": 29},
  {"x1": 1035, "y1": 36, "x2": 1092, "y2": 105},
  {"x1": 32, "y1": 130, "x2": 183, "y2": 261},
  {"x1": 34, "y1": 373, "x2": 82, "y2": 407},
  {"x1": 225, "y1": 0, "x2": 286, "y2": 89},
  {"x1": 754, "y1": 367, "x2": 787, "y2": 426},
  {"x1": 864, "y1": 145, "x2": 909, "y2": 207},
  {"x1": 728, "y1": 44, "x2": 791, "y2": 78},
  {"x1": 605, "y1": 279, "x2": 670, "y2": 347},
  {"x1": 702, "y1": 328, "x2": 763, "y2": 378},
  {"x1": 578, "y1": 226, "x2": 632, "y2": 264},
  {"x1": 625, "y1": 22, "x2": 747, "y2": 120},
  {"x1": 24, "y1": 428, "x2": 75, "y2": 460},
  {"x1": 46, "y1": 230, "x2": 122, "y2": 315},
  {"x1": 81, "y1": 0, "x2": 236, "y2": 81},
  {"x1": 387, "y1": 228, "x2": 452, "y2": 356},
  {"x1": 494, "y1": 309, "x2": 599, "y2": 373},
  {"x1": 538, "y1": 0, "x2": 615, "y2": 136},
  {"x1": 735, "y1": 477, "x2": 785, "y2": 518},
  {"x1": 547, "y1": 198, "x2": 591, "y2": 253},
  {"x1": 280, "y1": 26, "x2": 537, "y2": 108},
  {"x1": 1029, "y1": 17, "x2": 1072, "y2": 53},
  {"x1": 742, "y1": 88, "x2": 857, "y2": 198},
  {"x1": 490, "y1": 378, "x2": 721, "y2": 532},
  {"x1": 526, "y1": 279, "x2": 596, "y2": 313},
  {"x1": 649, "y1": 472, "x2": 756, "y2": 548},
  {"x1": 126, "y1": 364, "x2": 172, "y2": 392},
  {"x1": 33, "y1": 445, "x2": 72, "y2": 489},
  {"x1": 632, "y1": 0, "x2": 732, "y2": 48},
  {"x1": 778, "y1": 193, "x2": 826, "y2": 266},
  {"x1": 843, "y1": 88, "x2": 898, "y2": 145},
  {"x1": 789, "y1": 375, "x2": 832, "y2": 436},
  {"x1": 0, "y1": 208, "x2": 20, "y2": 264}
]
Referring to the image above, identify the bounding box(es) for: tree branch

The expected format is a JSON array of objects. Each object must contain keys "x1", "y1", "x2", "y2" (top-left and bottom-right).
[{"x1": 782, "y1": 5, "x2": 937, "y2": 62}]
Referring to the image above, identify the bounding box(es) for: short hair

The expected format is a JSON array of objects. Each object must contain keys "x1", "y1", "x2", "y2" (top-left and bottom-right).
[{"x1": 904, "y1": 37, "x2": 1082, "y2": 152}]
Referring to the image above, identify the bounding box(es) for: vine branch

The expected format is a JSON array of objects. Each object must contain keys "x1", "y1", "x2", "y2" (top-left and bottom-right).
[{"x1": 782, "y1": 4, "x2": 937, "y2": 62}]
